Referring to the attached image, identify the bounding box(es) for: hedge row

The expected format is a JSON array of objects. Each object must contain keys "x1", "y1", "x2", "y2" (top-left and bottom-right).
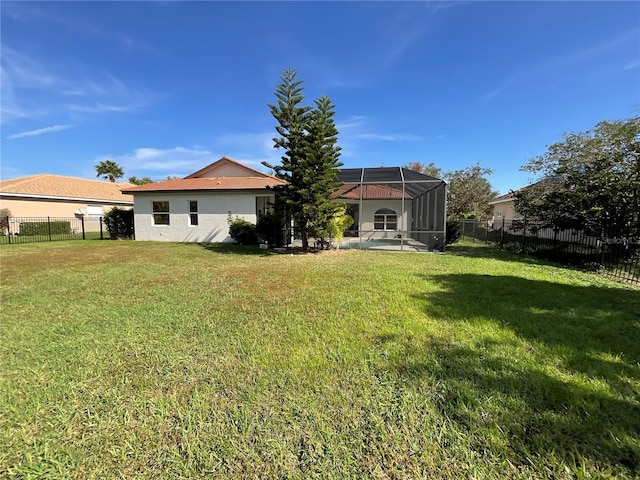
[{"x1": 20, "y1": 221, "x2": 71, "y2": 235}]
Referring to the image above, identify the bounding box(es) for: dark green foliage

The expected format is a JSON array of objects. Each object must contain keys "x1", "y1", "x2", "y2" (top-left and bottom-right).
[
  {"x1": 446, "y1": 218, "x2": 462, "y2": 244},
  {"x1": 102, "y1": 207, "x2": 134, "y2": 239},
  {"x1": 128, "y1": 176, "x2": 154, "y2": 185},
  {"x1": 446, "y1": 164, "x2": 498, "y2": 219},
  {"x1": 20, "y1": 221, "x2": 71, "y2": 236},
  {"x1": 95, "y1": 160, "x2": 124, "y2": 183},
  {"x1": 263, "y1": 69, "x2": 343, "y2": 250},
  {"x1": 228, "y1": 215, "x2": 258, "y2": 245},
  {"x1": 0, "y1": 208, "x2": 10, "y2": 235},
  {"x1": 517, "y1": 116, "x2": 640, "y2": 238},
  {"x1": 403, "y1": 162, "x2": 497, "y2": 219},
  {"x1": 256, "y1": 211, "x2": 284, "y2": 246}
]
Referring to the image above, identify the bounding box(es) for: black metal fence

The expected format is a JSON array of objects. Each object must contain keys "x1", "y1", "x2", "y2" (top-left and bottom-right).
[
  {"x1": 459, "y1": 218, "x2": 640, "y2": 286},
  {"x1": 0, "y1": 216, "x2": 108, "y2": 245}
]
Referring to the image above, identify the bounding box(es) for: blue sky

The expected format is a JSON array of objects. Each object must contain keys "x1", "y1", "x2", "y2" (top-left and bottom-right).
[{"x1": 1, "y1": 1, "x2": 638, "y2": 194}]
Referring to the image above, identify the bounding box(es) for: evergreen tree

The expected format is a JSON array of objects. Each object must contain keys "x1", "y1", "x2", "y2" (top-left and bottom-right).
[
  {"x1": 305, "y1": 95, "x2": 343, "y2": 244},
  {"x1": 96, "y1": 160, "x2": 124, "y2": 183},
  {"x1": 264, "y1": 69, "x2": 343, "y2": 250}
]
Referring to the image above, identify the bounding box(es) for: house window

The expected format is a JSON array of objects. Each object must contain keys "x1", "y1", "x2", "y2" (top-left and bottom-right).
[
  {"x1": 374, "y1": 208, "x2": 397, "y2": 230},
  {"x1": 189, "y1": 200, "x2": 198, "y2": 226},
  {"x1": 87, "y1": 205, "x2": 103, "y2": 221},
  {"x1": 152, "y1": 201, "x2": 170, "y2": 225},
  {"x1": 256, "y1": 196, "x2": 274, "y2": 216}
]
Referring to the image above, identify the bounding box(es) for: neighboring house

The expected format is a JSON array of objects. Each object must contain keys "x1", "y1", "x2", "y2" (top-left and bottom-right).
[
  {"x1": 121, "y1": 157, "x2": 286, "y2": 243},
  {"x1": 488, "y1": 191, "x2": 520, "y2": 223},
  {"x1": 0, "y1": 174, "x2": 134, "y2": 232},
  {"x1": 122, "y1": 158, "x2": 448, "y2": 250}
]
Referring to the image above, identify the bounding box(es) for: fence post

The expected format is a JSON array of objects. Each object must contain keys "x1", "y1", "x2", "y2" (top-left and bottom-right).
[
  {"x1": 100, "y1": 217, "x2": 104, "y2": 240},
  {"x1": 522, "y1": 218, "x2": 527, "y2": 252},
  {"x1": 48, "y1": 216, "x2": 52, "y2": 242},
  {"x1": 485, "y1": 220, "x2": 489, "y2": 244},
  {"x1": 500, "y1": 217, "x2": 505, "y2": 249},
  {"x1": 5, "y1": 216, "x2": 11, "y2": 244},
  {"x1": 472, "y1": 220, "x2": 476, "y2": 244},
  {"x1": 81, "y1": 216, "x2": 86, "y2": 240}
]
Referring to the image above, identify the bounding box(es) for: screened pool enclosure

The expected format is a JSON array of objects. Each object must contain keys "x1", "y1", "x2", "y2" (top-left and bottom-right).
[{"x1": 335, "y1": 167, "x2": 447, "y2": 252}]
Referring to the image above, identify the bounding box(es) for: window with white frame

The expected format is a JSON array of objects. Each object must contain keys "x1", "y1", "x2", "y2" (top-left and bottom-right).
[
  {"x1": 374, "y1": 208, "x2": 397, "y2": 230},
  {"x1": 189, "y1": 200, "x2": 198, "y2": 226},
  {"x1": 87, "y1": 205, "x2": 103, "y2": 221},
  {"x1": 152, "y1": 201, "x2": 170, "y2": 225}
]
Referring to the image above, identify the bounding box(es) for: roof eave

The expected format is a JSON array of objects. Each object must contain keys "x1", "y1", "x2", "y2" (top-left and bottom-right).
[{"x1": 0, "y1": 192, "x2": 133, "y2": 204}]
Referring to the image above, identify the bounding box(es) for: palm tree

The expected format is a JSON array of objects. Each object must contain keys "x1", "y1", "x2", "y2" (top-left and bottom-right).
[{"x1": 96, "y1": 160, "x2": 124, "y2": 183}]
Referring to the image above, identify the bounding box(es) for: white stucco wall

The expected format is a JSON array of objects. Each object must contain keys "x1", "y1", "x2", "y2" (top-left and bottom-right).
[
  {"x1": 132, "y1": 192, "x2": 273, "y2": 242},
  {"x1": 356, "y1": 199, "x2": 412, "y2": 238}
]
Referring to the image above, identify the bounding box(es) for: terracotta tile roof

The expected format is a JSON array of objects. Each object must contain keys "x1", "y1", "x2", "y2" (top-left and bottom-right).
[
  {"x1": 122, "y1": 176, "x2": 287, "y2": 193},
  {"x1": 335, "y1": 183, "x2": 411, "y2": 200},
  {"x1": 0, "y1": 174, "x2": 134, "y2": 204}
]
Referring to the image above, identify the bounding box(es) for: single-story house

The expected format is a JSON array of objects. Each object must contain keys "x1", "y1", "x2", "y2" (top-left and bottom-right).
[
  {"x1": 488, "y1": 191, "x2": 520, "y2": 222},
  {"x1": 0, "y1": 174, "x2": 134, "y2": 232},
  {"x1": 121, "y1": 157, "x2": 286, "y2": 243},
  {"x1": 123, "y1": 158, "x2": 448, "y2": 250}
]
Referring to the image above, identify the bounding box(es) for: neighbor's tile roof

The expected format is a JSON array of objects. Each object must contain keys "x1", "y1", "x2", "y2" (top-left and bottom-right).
[
  {"x1": 121, "y1": 176, "x2": 287, "y2": 193},
  {"x1": 0, "y1": 174, "x2": 134, "y2": 204},
  {"x1": 335, "y1": 183, "x2": 411, "y2": 200}
]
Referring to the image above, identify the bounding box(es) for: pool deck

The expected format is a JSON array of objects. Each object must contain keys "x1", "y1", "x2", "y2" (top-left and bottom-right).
[{"x1": 338, "y1": 238, "x2": 435, "y2": 252}]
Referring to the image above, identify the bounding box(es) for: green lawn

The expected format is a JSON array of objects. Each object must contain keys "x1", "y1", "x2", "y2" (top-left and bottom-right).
[{"x1": 1, "y1": 241, "x2": 638, "y2": 479}]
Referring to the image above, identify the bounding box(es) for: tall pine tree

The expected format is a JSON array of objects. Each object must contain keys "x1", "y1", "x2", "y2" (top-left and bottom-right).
[
  {"x1": 305, "y1": 95, "x2": 343, "y2": 243},
  {"x1": 264, "y1": 69, "x2": 343, "y2": 250}
]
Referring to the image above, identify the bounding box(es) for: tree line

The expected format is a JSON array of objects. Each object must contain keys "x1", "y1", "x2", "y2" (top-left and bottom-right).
[
  {"x1": 404, "y1": 162, "x2": 498, "y2": 219},
  {"x1": 94, "y1": 160, "x2": 172, "y2": 185}
]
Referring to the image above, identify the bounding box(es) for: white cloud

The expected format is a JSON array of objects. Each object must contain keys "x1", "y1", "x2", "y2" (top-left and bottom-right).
[
  {"x1": 0, "y1": 67, "x2": 25, "y2": 123},
  {"x1": 7, "y1": 124, "x2": 74, "y2": 139},
  {"x1": 355, "y1": 133, "x2": 423, "y2": 142},
  {"x1": 1, "y1": 42, "x2": 156, "y2": 122},
  {"x1": 70, "y1": 102, "x2": 144, "y2": 114},
  {"x1": 103, "y1": 146, "x2": 224, "y2": 178},
  {"x1": 482, "y1": 27, "x2": 640, "y2": 102},
  {"x1": 336, "y1": 115, "x2": 367, "y2": 130}
]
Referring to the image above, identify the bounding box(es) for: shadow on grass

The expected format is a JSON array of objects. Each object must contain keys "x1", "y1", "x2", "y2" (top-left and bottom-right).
[{"x1": 394, "y1": 274, "x2": 640, "y2": 474}]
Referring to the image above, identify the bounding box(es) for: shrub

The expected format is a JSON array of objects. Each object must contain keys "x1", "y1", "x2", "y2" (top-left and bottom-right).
[
  {"x1": 446, "y1": 218, "x2": 461, "y2": 245},
  {"x1": 103, "y1": 207, "x2": 134, "y2": 239},
  {"x1": 20, "y1": 221, "x2": 71, "y2": 236},
  {"x1": 256, "y1": 211, "x2": 284, "y2": 246},
  {"x1": 0, "y1": 208, "x2": 10, "y2": 235},
  {"x1": 228, "y1": 215, "x2": 258, "y2": 245}
]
